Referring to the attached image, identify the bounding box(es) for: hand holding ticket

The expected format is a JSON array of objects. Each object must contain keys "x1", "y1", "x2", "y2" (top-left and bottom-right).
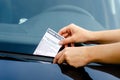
[{"x1": 33, "y1": 28, "x2": 64, "y2": 57}]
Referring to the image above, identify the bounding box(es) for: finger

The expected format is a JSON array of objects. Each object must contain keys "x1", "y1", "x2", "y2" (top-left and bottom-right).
[
  {"x1": 71, "y1": 43, "x2": 74, "y2": 47},
  {"x1": 64, "y1": 44, "x2": 68, "y2": 48},
  {"x1": 62, "y1": 33, "x2": 69, "y2": 38},
  {"x1": 53, "y1": 51, "x2": 63, "y2": 63},
  {"x1": 59, "y1": 37, "x2": 74, "y2": 45},
  {"x1": 58, "y1": 27, "x2": 67, "y2": 35},
  {"x1": 57, "y1": 53, "x2": 65, "y2": 64},
  {"x1": 58, "y1": 26, "x2": 71, "y2": 35}
]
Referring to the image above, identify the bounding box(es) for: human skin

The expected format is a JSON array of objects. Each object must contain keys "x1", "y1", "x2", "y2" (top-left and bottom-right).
[{"x1": 53, "y1": 24, "x2": 120, "y2": 68}]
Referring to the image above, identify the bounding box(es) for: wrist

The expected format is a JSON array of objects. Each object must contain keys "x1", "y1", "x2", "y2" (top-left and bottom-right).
[
  {"x1": 87, "y1": 31, "x2": 96, "y2": 41},
  {"x1": 85, "y1": 46, "x2": 98, "y2": 63},
  {"x1": 88, "y1": 31, "x2": 100, "y2": 43}
]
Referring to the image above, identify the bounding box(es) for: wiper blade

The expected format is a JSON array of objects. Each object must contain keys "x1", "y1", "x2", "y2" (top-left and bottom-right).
[{"x1": 0, "y1": 51, "x2": 53, "y2": 63}]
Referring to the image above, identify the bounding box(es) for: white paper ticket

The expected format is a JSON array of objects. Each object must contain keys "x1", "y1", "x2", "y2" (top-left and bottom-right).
[{"x1": 33, "y1": 28, "x2": 64, "y2": 57}]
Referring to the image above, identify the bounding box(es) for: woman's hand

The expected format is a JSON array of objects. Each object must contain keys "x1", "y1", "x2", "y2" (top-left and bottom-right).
[
  {"x1": 53, "y1": 47, "x2": 92, "y2": 68},
  {"x1": 58, "y1": 24, "x2": 93, "y2": 45}
]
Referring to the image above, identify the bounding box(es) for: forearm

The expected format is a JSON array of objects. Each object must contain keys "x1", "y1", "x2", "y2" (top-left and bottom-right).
[
  {"x1": 91, "y1": 29, "x2": 120, "y2": 44},
  {"x1": 88, "y1": 42, "x2": 120, "y2": 64}
]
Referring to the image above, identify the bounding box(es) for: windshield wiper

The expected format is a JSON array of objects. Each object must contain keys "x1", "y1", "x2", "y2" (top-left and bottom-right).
[{"x1": 0, "y1": 51, "x2": 53, "y2": 62}]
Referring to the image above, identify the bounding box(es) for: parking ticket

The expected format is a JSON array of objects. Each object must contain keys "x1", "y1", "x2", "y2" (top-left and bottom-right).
[{"x1": 33, "y1": 28, "x2": 64, "y2": 57}]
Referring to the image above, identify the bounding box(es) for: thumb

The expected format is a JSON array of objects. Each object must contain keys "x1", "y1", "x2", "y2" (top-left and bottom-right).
[{"x1": 59, "y1": 37, "x2": 74, "y2": 45}]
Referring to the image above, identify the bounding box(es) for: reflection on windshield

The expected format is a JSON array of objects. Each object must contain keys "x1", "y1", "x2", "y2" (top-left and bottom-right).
[{"x1": 59, "y1": 64, "x2": 93, "y2": 80}]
